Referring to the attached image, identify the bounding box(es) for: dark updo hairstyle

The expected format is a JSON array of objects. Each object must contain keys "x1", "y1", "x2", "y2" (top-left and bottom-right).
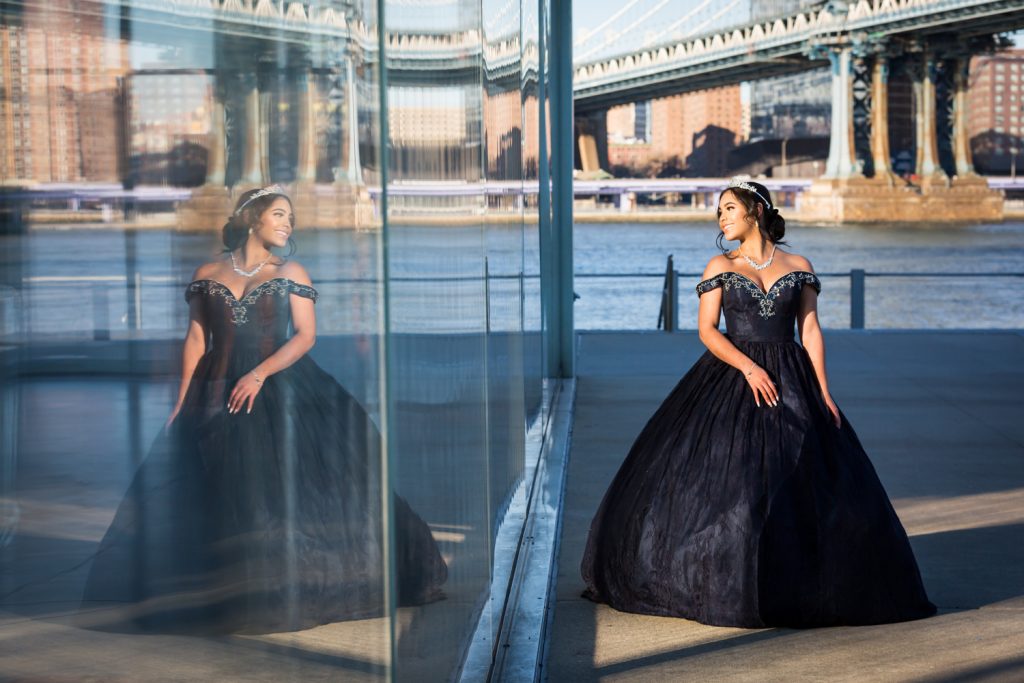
[
  {"x1": 716, "y1": 181, "x2": 787, "y2": 256},
  {"x1": 222, "y1": 187, "x2": 296, "y2": 256}
]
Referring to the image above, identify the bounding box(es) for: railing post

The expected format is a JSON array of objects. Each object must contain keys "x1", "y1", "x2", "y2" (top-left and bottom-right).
[
  {"x1": 127, "y1": 271, "x2": 141, "y2": 331},
  {"x1": 484, "y1": 256, "x2": 491, "y2": 334},
  {"x1": 92, "y1": 284, "x2": 110, "y2": 341},
  {"x1": 658, "y1": 254, "x2": 676, "y2": 332},
  {"x1": 673, "y1": 268, "x2": 680, "y2": 333},
  {"x1": 850, "y1": 269, "x2": 865, "y2": 329},
  {"x1": 666, "y1": 266, "x2": 677, "y2": 332}
]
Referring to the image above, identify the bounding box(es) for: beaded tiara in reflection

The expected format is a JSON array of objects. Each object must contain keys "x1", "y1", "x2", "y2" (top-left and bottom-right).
[{"x1": 233, "y1": 184, "x2": 287, "y2": 216}]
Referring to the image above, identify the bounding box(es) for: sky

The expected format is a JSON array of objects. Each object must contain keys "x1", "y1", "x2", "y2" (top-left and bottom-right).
[{"x1": 572, "y1": 0, "x2": 749, "y2": 61}]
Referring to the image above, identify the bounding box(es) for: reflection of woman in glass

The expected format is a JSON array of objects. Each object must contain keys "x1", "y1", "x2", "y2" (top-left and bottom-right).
[
  {"x1": 581, "y1": 180, "x2": 934, "y2": 628},
  {"x1": 81, "y1": 186, "x2": 447, "y2": 634}
]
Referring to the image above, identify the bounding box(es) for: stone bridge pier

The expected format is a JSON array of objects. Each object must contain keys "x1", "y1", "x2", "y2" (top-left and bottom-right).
[
  {"x1": 801, "y1": 36, "x2": 1002, "y2": 222},
  {"x1": 178, "y1": 58, "x2": 372, "y2": 231},
  {"x1": 574, "y1": 110, "x2": 609, "y2": 177}
]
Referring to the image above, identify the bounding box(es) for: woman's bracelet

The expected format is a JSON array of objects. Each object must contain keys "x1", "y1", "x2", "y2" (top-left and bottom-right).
[
  {"x1": 251, "y1": 370, "x2": 264, "y2": 385},
  {"x1": 744, "y1": 361, "x2": 756, "y2": 377}
]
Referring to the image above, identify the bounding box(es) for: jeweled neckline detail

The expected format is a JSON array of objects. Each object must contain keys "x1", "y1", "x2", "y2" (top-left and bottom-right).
[
  {"x1": 189, "y1": 277, "x2": 293, "y2": 302},
  {"x1": 722, "y1": 270, "x2": 815, "y2": 296}
]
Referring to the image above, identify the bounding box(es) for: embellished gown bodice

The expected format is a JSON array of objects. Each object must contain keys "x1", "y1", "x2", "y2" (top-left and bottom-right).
[
  {"x1": 186, "y1": 277, "x2": 319, "y2": 356},
  {"x1": 695, "y1": 270, "x2": 821, "y2": 342}
]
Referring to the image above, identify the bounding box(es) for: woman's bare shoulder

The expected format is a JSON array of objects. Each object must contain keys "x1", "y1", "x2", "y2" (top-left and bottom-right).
[
  {"x1": 701, "y1": 253, "x2": 734, "y2": 280},
  {"x1": 278, "y1": 259, "x2": 313, "y2": 286},
  {"x1": 191, "y1": 259, "x2": 226, "y2": 282},
  {"x1": 777, "y1": 249, "x2": 814, "y2": 273}
]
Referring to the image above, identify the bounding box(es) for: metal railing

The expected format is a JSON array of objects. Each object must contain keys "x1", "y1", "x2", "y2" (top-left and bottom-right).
[
  {"x1": 590, "y1": 255, "x2": 1024, "y2": 331},
  {"x1": 8, "y1": 264, "x2": 1024, "y2": 340}
]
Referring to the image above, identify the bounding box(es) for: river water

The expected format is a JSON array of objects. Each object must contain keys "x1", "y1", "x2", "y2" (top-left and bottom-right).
[
  {"x1": 1, "y1": 219, "x2": 1022, "y2": 337},
  {"x1": 574, "y1": 219, "x2": 1024, "y2": 330}
]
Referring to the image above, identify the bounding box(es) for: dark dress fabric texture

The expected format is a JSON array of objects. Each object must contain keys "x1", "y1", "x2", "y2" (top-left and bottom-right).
[
  {"x1": 580, "y1": 270, "x2": 936, "y2": 628},
  {"x1": 81, "y1": 277, "x2": 447, "y2": 634}
]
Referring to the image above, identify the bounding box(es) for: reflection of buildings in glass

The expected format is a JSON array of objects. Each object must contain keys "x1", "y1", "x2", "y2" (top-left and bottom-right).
[
  {"x1": 485, "y1": 87, "x2": 525, "y2": 180},
  {"x1": 130, "y1": 72, "x2": 210, "y2": 154},
  {"x1": 607, "y1": 86, "x2": 742, "y2": 176},
  {"x1": 129, "y1": 71, "x2": 211, "y2": 185},
  {"x1": 388, "y1": 86, "x2": 480, "y2": 181},
  {"x1": 968, "y1": 48, "x2": 1024, "y2": 174},
  {"x1": 0, "y1": 2, "x2": 128, "y2": 182},
  {"x1": 519, "y1": 93, "x2": 541, "y2": 179}
]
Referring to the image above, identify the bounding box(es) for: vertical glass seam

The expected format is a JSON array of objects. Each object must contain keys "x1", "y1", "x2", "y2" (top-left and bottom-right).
[{"x1": 375, "y1": 2, "x2": 398, "y2": 679}]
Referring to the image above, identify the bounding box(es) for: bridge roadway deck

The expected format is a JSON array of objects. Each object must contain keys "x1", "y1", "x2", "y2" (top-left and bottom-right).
[{"x1": 547, "y1": 330, "x2": 1024, "y2": 682}]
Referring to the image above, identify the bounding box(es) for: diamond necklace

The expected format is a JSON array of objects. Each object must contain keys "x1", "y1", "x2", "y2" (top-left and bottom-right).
[
  {"x1": 231, "y1": 251, "x2": 273, "y2": 278},
  {"x1": 738, "y1": 243, "x2": 777, "y2": 271}
]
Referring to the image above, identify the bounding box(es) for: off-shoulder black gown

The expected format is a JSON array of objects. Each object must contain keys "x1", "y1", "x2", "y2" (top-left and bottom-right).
[
  {"x1": 81, "y1": 278, "x2": 447, "y2": 634},
  {"x1": 580, "y1": 270, "x2": 935, "y2": 628}
]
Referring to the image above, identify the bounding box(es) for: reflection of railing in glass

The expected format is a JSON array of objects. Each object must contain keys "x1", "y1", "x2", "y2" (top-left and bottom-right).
[
  {"x1": 16, "y1": 269, "x2": 1024, "y2": 340},
  {"x1": 13, "y1": 273, "x2": 541, "y2": 340}
]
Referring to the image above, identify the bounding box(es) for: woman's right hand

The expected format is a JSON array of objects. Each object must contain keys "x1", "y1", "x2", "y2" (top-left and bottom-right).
[{"x1": 743, "y1": 363, "x2": 778, "y2": 408}]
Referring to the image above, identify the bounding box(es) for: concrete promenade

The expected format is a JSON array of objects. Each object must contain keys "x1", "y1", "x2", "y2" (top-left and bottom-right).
[{"x1": 547, "y1": 330, "x2": 1024, "y2": 682}]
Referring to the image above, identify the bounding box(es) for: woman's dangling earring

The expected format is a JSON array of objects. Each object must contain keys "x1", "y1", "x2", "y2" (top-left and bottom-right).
[{"x1": 248, "y1": 227, "x2": 253, "y2": 235}]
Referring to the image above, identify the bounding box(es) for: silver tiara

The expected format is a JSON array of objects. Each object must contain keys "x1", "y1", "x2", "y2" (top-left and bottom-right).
[
  {"x1": 726, "y1": 178, "x2": 772, "y2": 210},
  {"x1": 233, "y1": 184, "x2": 286, "y2": 215}
]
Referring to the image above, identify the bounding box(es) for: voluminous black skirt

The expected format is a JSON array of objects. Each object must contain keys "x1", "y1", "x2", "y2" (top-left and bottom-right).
[{"x1": 580, "y1": 339, "x2": 936, "y2": 628}]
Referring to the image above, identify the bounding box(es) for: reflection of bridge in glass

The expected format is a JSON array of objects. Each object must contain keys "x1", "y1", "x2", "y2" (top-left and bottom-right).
[
  {"x1": 18, "y1": 0, "x2": 1024, "y2": 226},
  {"x1": 107, "y1": 0, "x2": 534, "y2": 229}
]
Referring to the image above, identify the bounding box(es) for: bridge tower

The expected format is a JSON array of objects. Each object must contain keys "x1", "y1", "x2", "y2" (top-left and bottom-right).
[{"x1": 800, "y1": 35, "x2": 1002, "y2": 222}]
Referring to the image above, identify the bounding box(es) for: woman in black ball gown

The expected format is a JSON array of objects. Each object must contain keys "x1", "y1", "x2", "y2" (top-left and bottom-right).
[
  {"x1": 580, "y1": 180, "x2": 935, "y2": 628},
  {"x1": 81, "y1": 186, "x2": 447, "y2": 634}
]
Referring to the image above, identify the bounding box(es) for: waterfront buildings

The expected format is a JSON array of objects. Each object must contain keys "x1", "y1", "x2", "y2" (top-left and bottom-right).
[
  {"x1": 606, "y1": 85, "x2": 744, "y2": 176},
  {"x1": 0, "y1": 1, "x2": 128, "y2": 183},
  {"x1": 968, "y1": 47, "x2": 1024, "y2": 175}
]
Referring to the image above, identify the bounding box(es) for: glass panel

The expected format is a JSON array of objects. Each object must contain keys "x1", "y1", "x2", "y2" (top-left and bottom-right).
[
  {"x1": 1, "y1": 2, "x2": 390, "y2": 679},
  {"x1": 381, "y1": 0, "x2": 547, "y2": 677},
  {"x1": 522, "y1": 0, "x2": 547, "y2": 422},
  {"x1": 382, "y1": 1, "x2": 490, "y2": 678},
  {"x1": 483, "y1": 0, "x2": 526, "y2": 594}
]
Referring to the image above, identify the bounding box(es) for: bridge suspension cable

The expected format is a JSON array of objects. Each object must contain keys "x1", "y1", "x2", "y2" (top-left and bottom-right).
[
  {"x1": 574, "y1": 0, "x2": 649, "y2": 49},
  {"x1": 577, "y1": 0, "x2": 689, "y2": 61},
  {"x1": 638, "y1": 0, "x2": 720, "y2": 49},
  {"x1": 577, "y1": 0, "x2": 730, "y2": 63},
  {"x1": 675, "y1": 0, "x2": 745, "y2": 41}
]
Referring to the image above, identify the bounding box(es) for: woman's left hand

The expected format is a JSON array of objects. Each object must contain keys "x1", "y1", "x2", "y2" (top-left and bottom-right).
[
  {"x1": 228, "y1": 371, "x2": 264, "y2": 414},
  {"x1": 823, "y1": 393, "x2": 841, "y2": 428}
]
